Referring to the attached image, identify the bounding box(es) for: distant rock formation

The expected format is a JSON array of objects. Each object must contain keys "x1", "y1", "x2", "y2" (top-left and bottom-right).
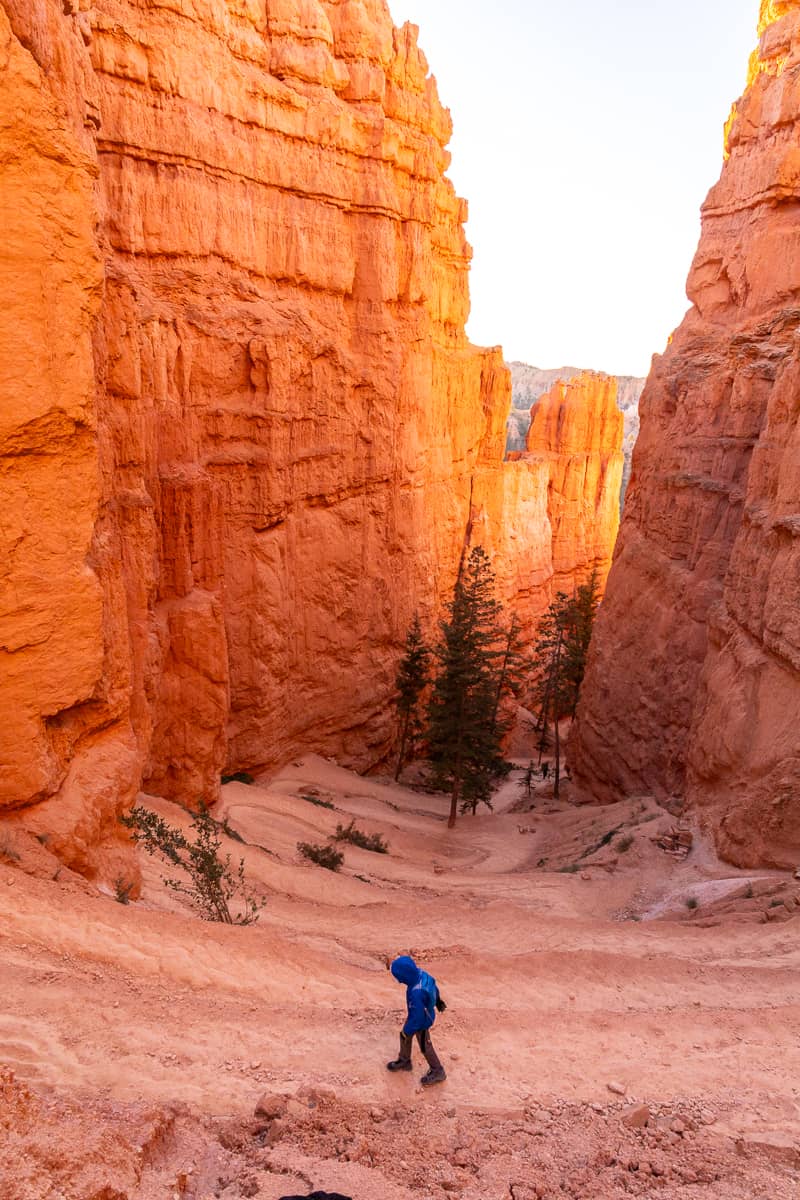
[
  {"x1": 522, "y1": 374, "x2": 625, "y2": 592},
  {"x1": 506, "y1": 363, "x2": 644, "y2": 509},
  {"x1": 571, "y1": 0, "x2": 800, "y2": 869}
]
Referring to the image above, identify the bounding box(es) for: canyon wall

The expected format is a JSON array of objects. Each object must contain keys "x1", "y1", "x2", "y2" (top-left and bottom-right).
[
  {"x1": 0, "y1": 0, "x2": 622, "y2": 875},
  {"x1": 571, "y1": 0, "x2": 800, "y2": 868},
  {"x1": 521, "y1": 373, "x2": 624, "y2": 593},
  {"x1": 506, "y1": 364, "x2": 644, "y2": 514}
]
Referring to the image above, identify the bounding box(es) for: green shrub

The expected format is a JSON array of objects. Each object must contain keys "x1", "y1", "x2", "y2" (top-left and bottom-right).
[
  {"x1": 0, "y1": 838, "x2": 21, "y2": 864},
  {"x1": 334, "y1": 819, "x2": 388, "y2": 854},
  {"x1": 558, "y1": 863, "x2": 580, "y2": 874},
  {"x1": 221, "y1": 771, "x2": 256, "y2": 785},
  {"x1": 685, "y1": 896, "x2": 699, "y2": 910},
  {"x1": 617, "y1": 835, "x2": 634, "y2": 853},
  {"x1": 121, "y1": 804, "x2": 265, "y2": 925},
  {"x1": 300, "y1": 793, "x2": 335, "y2": 810},
  {"x1": 114, "y1": 876, "x2": 135, "y2": 905},
  {"x1": 298, "y1": 841, "x2": 343, "y2": 872}
]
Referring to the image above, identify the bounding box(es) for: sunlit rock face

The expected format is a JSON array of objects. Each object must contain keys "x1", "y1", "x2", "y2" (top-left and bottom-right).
[
  {"x1": 571, "y1": 0, "x2": 800, "y2": 868},
  {"x1": 0, "y1": 0, "x2": 624, "y2": 870},
  {"x1": 524, "y1": 373, "x2": 624, "y2": 593},
  {"x1": 506, "y1": 363, "x2": 643, "y2": 513}
]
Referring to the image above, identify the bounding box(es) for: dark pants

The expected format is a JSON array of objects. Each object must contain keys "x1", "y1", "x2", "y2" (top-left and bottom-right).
[{"x1": 398, "y1": 1027, "x2": 443, "y2": 1072}]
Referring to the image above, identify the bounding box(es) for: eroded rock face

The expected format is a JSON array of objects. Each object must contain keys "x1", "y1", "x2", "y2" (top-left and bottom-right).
[
  {"x1": 1, "y1": 0, "x2": 622, "y2": 870},
  {"x1": 571, "y1": 0, "x2": 800, "y2": 868},
  {"x1": 525, "y1": 373, "x2": 624, "y2": 593}
]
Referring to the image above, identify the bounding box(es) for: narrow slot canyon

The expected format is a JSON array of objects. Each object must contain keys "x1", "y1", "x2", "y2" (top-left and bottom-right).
[{"x1": 0, "y1": 1, "x2": 798, "y2": 1197}]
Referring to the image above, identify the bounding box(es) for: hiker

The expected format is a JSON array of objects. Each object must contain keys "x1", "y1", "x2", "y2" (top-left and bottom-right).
[
  {"x1": 541, "y1": 761, "x2": 549, "y2": 780},
  {"x1": 386, "y1": 955, "x2": 447, "y2": 1086}
]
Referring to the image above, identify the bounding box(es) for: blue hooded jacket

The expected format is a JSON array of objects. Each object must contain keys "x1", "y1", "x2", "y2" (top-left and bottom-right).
[{"x1": 391, "y1": 955, "x2": 438, "y2": 1035}]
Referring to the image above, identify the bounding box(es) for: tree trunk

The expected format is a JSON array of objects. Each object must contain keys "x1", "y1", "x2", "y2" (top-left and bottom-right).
[
  {"x1": 448, "y1": 776, "x2": 460, "y2": 828},
  {"x1": 394, "y1": 710, "x2": 411, "y2": 782},
  {"x1": 552, "y1": 629, "x2": 564, "y2": 800}
]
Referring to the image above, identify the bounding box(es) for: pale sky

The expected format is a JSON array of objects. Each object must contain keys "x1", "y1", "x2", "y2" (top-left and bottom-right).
[{"x1": 387, "y1": 0, "x2": 759, "y2": 377}]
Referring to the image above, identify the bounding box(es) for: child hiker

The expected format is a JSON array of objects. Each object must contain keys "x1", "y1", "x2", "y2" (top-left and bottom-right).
[{"x1": 386, "y1": 955, "x2": 447, "y2": 1086}]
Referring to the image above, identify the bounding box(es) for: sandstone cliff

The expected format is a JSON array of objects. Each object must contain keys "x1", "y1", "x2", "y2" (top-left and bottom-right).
[
  {"x1": 0, "y1": 0, "x2": 621, "y2": 875},
  {"x1": 506, "y1": 362, "x2": 644, "y2": 511},
  {"x1": 571, "y1": 0, "x2": 800, "y2": 868},
  {"x1": 522, "y1": 373, "x2": 624, "y2": 593}
]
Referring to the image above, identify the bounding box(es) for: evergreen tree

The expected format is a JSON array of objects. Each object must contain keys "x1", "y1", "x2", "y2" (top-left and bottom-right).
[
  {"x1": 426, "y1": 546, "x2": 508, "y2": 827},
  {"x1": 530, "y1": 591, "x2": 574, "y2": 798},
  {"x1": 531, "y1": 573, "x2": 601, "y2": 796},
  {"x1": 394, "y1": 613, "x2": 431, "y2": 781},
  {"x1": 562, "y1": 570, "x2": 600, "y2": 717}
]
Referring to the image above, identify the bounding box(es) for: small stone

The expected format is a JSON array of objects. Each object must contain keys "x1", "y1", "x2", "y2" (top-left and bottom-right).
[
  {"x1": 700, "y1": 1108, "x2": 717, "y2": 1125},
  {"x1": 370, "y1": 1107, "x2": 385, "y2": 1122},
  {"x1": 250, "y1": 1061, "x2": 261, "y2": 1070},
  {"x1": 254, "y1": 1092, "x2": 288, "y2": 1121},
  {"x1": 607, "y1": 1081, "x2": 626, "y2": 1096},
  {"x1": 265, "y1": 1118, "x2": 287, "y2": 1146},
  {"x1": 621, "y1": 1104, "x2": 651, "y2": 1130},
  {"x1": 670, "y1": 1118, "x2": 686, "y2": 1134}
]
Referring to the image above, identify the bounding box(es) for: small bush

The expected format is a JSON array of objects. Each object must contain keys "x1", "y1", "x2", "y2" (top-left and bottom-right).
[
  {"x1": 121, "y1": 804, "x2": 265, "y2": 925},
  {"x1": 221, "y1": 818, "x2": 245, "y2": 844},
  {"x1": 221, "y1": 771, "x2": 256, "y2": 786},
  {"x1": 685, "y1": 896, "x2": 699, "y2": 910},
  {"x1": 770, "y1": 898, "x2": 784, "y2": 909},
  {"x1": 744, "y1": 883, "x2": 754, "y2": 899},
  {"x1": 114, "y1": 876, "x2": 135, "y2": 905},
  {"x1": 301, "y1": 793, "x2": 335, "y2": 810},
  {"x1": 617, "y1": 835, "x2": 634, "y2": 853},
  {"x1": 558, "y1": 863, "x2": 580, "y2": 874},
  {"x1": 334, "y1": 820, "x2": 388, "y2": 854},
  {"x1": 298, "y1": 841, "x2": 343, "y2": 872},
  {"x1": 0, "y1": 838, "x2": 21, "y2": 864}
]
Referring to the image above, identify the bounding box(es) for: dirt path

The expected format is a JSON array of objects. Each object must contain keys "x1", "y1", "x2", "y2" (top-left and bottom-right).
[{"x1": 1, "y1": 755, "x2": 799, "y2": 1199}]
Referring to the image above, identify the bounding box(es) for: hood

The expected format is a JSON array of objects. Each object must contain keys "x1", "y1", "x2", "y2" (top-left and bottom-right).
[{"x1": 390, "y1": 955, "x2": 420, "y2": 986}]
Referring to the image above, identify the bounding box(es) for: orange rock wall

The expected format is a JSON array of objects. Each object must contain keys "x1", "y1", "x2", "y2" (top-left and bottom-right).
[
  {"x1": 525, "y1": 373, "x2": 624, "y2": 593},
  {"x1": 1, "y1": 0, "x2": 622, "y2": 873},
  {"x1": 571, "y1": 0, "x2": 800, "y2": 868}
]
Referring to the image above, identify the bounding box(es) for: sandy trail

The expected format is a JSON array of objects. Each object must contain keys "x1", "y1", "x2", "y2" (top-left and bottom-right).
[{"x1": 1, "y1": 755, "x2": 799, "y2": 1199}]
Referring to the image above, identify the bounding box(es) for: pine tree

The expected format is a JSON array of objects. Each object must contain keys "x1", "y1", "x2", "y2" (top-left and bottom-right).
[
  {"x1": 426, "y1": 546, "x2": 508, "y2": 827},
  {"x1": 394, "y1": 613, "x2": 431, "y2": 781},
  {"x1": 531, "y1": 573, "x2": 601, "y2": 796},
  {"x1": 563, "y1": 570, "x2": 600, "y2": 717},
  {"x1": 530, "y1": 592, "x2": 574, "y2": 798}
]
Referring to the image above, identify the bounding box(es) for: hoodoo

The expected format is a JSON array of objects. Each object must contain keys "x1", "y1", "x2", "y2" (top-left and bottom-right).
[
  {"x1": 571, "y1": 0, "x2": 800, "y2": 869},
  {"x1": 0, "y1": 0, "x2": 621, "y2": 872},
  {"x1": 525, "y1": 372, "x2": 624, "y2": 594}
]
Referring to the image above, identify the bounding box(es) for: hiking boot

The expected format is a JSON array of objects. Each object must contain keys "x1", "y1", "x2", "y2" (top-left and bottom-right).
[
  {"x1": 386, "y1": 1059, "x2": 413, "y2": 1072},
  {"x1": 420, "y1": 1067, "x2": 447, "y2": 1087}
]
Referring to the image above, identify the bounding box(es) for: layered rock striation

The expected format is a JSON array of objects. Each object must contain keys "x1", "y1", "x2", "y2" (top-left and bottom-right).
[
  {"x1": 571, "y1": 0, "x2": 800, "y2": 868},
  {"x1": 0, "y1": 0, "x2": 622, "y2": 873},
  {"x1": 520, "y1": 373, "x2": 624, "y2": 594}
]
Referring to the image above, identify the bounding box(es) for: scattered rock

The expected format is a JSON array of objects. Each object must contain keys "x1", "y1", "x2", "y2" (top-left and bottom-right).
[
  {"x1": 621, "y1": 1104, "x2": 651, "y2": 1129},
  {"x1": 607, "y1": 1081, "x2": 626, "y2": 1096},
  {"x1": 254, "y1": 1092, "x2": 288, "y2": 1121}
]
